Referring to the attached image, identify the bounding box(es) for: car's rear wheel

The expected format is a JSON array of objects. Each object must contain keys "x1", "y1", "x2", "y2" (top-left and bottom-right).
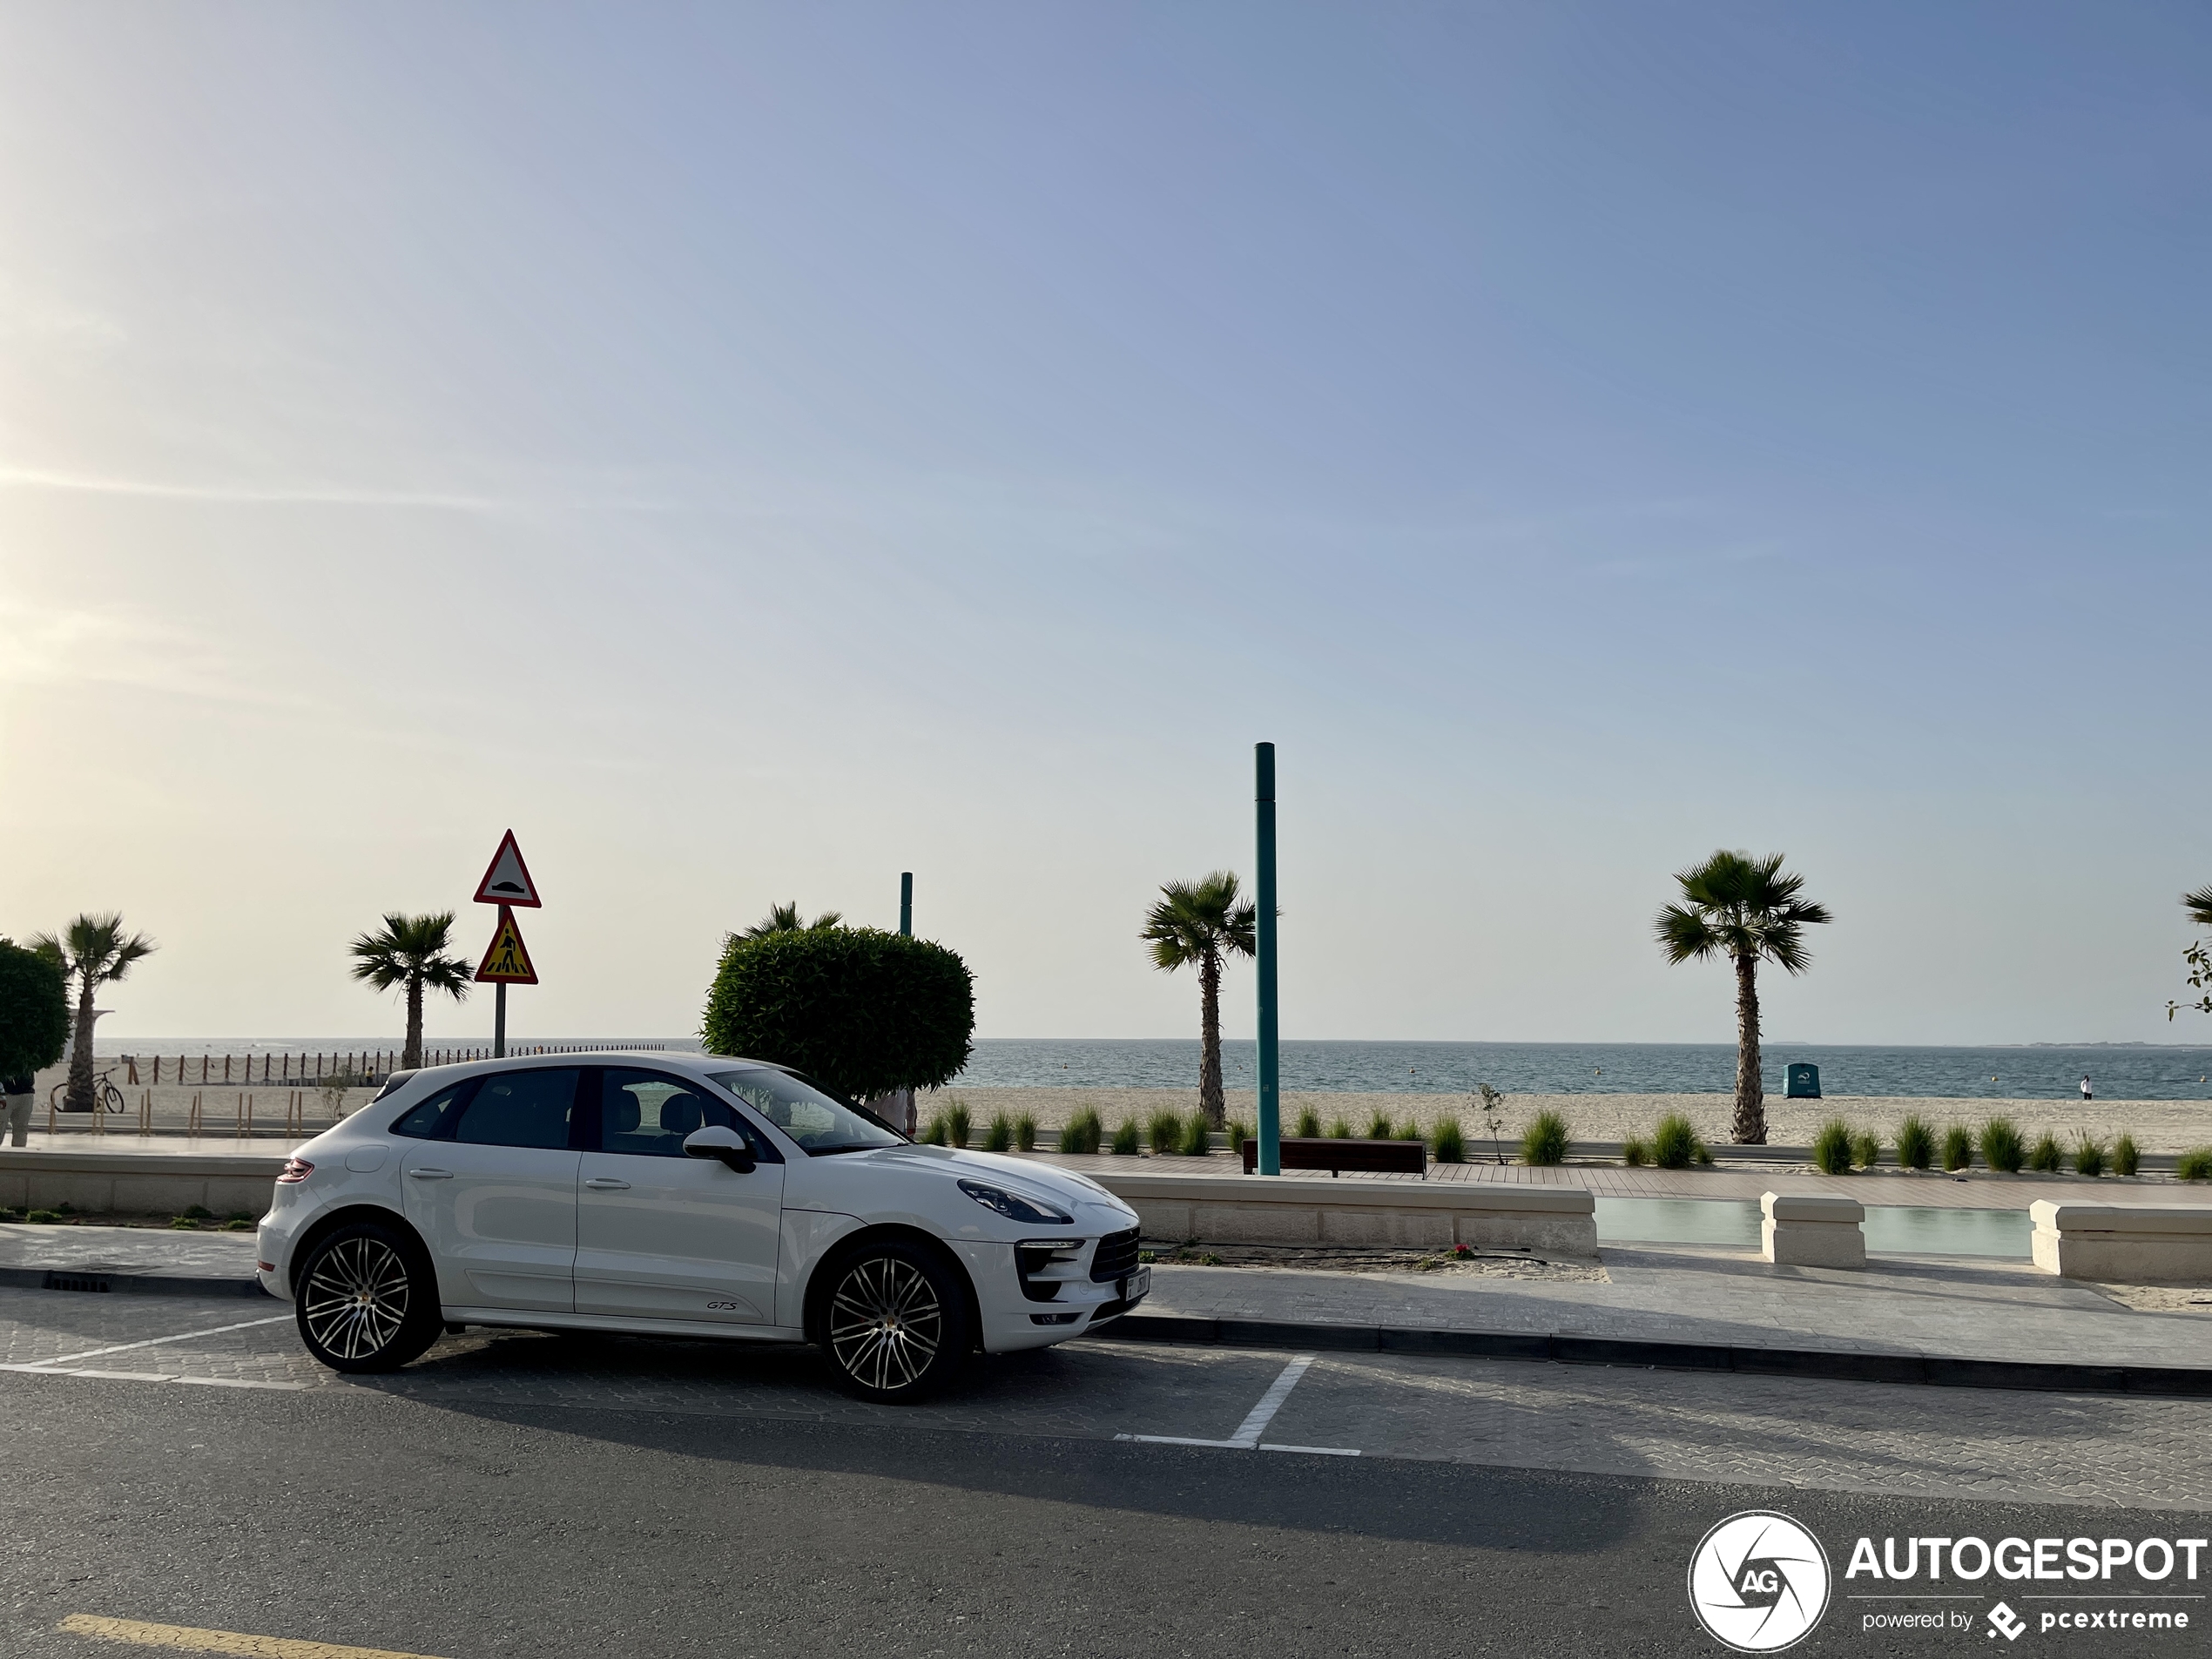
[
  {"x1": 295, "y1": 1221, "x2": 442, "y2": 1372},
  {"x1": 821, "y1": 1240, "x2": 972, "y2": 1403}
]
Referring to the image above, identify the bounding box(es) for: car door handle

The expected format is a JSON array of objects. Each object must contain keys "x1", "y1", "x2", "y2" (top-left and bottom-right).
[
  {"x1": 583, "y1": 1177, "x2": 631, "y2": 1190},
  {"x1": 406, "y1": 1168, "x2": 454, "y2": 1180}
]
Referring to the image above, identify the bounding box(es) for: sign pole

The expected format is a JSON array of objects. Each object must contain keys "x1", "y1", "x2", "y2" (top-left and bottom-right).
[
  {"x1": 1255, "y1": 742, "x2": 1280, "y2": 1176},
  {"x1": 495, "y1": 983, "x2": 507, "y2": 1059},
  {"x1": 900, "y1": 872, "x2": 913, "y2": 936}
]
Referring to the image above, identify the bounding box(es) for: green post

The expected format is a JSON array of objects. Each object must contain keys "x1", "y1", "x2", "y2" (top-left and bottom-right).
[
  {"x1": 1255, "y1": 742, "x2": 1280, "y2": 1175},
  {"x1": 900, "y1": 873, "x2": 913, "y2": 936}
]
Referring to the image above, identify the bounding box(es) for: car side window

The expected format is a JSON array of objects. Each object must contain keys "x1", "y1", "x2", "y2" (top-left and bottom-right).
[
  {"x1": 451, "y1": 1069, "x2": 582, "y2": 1150},
  {"x1": 597, "y1": 1069, "x2": 757, "y2": 1158},
  {"x1": 390, "y1": 1079, "x2": 478, "y2": 1139}
]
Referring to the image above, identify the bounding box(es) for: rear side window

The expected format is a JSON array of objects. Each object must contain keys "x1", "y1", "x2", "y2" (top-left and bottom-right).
[
  {"x1": 390, "y1": 1079, "x2": 478, "y2": 1139},
  {"x1": 453, "y1": 1069, "x2": 583, "y2": 1150}
]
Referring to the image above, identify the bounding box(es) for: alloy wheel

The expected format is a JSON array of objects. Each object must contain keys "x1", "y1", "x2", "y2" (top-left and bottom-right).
[
  {"x1": 301, "y1": 1236, "x2": 412, "y2": 1361},
  {"x1": 828, "y1": 1255, "x2": 944, "y2": 1393}
]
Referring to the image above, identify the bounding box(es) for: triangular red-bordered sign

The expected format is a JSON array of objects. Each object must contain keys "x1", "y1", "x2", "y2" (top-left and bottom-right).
[
  {"x1": 475, "y1": 906, "x2": 539, "y2": 984},
  {"x1": 473, "y1": 829, "x2": 542, "y2": 907}
]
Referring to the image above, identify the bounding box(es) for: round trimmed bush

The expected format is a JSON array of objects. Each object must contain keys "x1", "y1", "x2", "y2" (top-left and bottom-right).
[
  {"x1": 701, "y1": 927, "x2": 974, "y2": 1103},
  {"x1": 0, "y1": 941, "x2": 67, "y2": 1081}
]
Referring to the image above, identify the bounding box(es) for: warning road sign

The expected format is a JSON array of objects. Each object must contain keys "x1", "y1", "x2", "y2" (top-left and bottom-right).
[
  {"x1": 475, "y1": 907, "x2": 539, "y2": 984},
  {"x1": 473, "y1": 830, "x2": 542, "y2": 907}
]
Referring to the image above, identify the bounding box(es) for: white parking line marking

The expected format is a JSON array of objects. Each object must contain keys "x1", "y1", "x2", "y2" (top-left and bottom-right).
[
  {"x1": 0, "y1": 1366, "x2": 307, "y2": 1392},
  {"x1": 12, "y1": 1314, "x2": 292, "y2": 1370},
  {"x1": 1116, "y1": 1353, "x2": 1358, "y2": 1454},
  {"x1": 1227, "y1": 1354, "x2": 1314, "y2": 1446}
]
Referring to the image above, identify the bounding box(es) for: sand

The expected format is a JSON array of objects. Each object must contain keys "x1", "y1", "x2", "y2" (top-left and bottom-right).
[{"x1": 916, "y1": 1086, "x2": 2212, "y2": 1154}]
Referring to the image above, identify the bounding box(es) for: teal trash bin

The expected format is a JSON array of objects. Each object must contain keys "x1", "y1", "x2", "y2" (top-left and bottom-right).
[{"x1": 1784, "y1": 1062, "x2": 1821, "y2": 1099}]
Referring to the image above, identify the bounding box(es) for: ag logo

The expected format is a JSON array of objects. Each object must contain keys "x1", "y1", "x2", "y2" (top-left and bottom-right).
[{"x1": 1687, "y1": 1510, "x2": 1832, "y2": 1652}]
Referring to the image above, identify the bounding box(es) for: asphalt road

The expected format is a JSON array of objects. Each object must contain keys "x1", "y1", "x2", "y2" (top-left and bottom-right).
[{"x1": 2, "y1": 1290, "x2": 2208, "y2": 1658}]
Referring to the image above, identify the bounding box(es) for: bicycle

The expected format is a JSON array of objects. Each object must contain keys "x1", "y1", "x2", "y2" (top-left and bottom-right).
[{"x1": 50, "y1": 1069, "x2": 128, "y2": 1115}]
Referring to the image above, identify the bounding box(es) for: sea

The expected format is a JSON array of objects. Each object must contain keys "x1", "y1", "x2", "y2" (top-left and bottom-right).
[{"x1": 91, "y1": 1035, "x2": 2212, "y2": 1100}]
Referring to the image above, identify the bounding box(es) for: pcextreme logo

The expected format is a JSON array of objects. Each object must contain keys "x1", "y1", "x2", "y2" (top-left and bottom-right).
[{"x1": 1688, "y1": 1510, "x2": 1833, "y2": 1653}]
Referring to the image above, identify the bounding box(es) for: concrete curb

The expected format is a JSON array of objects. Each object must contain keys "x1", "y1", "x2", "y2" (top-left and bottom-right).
[
  {"x1": 0, "y1": 1265, "x2": 267, "y2": 1299},
  {"x1": 1097, "y1": 1311, "x2": 2212, "y2": 1397}
]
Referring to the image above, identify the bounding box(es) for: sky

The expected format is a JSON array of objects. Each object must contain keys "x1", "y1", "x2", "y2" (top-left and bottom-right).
[{"x1": 3, "y1": 3, "x2": 2209, "y2": 1049}]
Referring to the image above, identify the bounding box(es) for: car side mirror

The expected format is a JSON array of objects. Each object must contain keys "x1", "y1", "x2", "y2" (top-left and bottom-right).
[{"x1": 684, "y1": 1125, "x2": 756, "y2": 1173}]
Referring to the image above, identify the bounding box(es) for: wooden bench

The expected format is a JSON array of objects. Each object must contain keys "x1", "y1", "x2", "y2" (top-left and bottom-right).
[{"x1": 1239, "y1": 1136, "x2": 1426, "y2": 1177}]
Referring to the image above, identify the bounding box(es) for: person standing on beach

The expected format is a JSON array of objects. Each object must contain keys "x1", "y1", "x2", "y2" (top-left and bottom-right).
[
  {"x1": 2080, "y1": 1074, "x2": 2094, "y2": 1103},
  {"x1": 2, "y1": 1072, "x2": 32, "y2": 1148}
]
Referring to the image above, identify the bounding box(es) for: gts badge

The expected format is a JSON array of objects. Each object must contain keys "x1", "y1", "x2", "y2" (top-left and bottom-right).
[{"x1": 705, "y1": 1300, "x2": 746, "y2": 1312}]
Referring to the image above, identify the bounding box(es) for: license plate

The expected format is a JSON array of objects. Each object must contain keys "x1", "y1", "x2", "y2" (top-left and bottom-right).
[{"x1": 1120, "y1": 1266, "x2": 1150, "y2": 1302}]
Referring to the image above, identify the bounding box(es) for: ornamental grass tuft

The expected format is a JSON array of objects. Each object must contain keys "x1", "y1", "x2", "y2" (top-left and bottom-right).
[
  {"x1": 1622, "y1": 1136, "x2": 1649, "y2": 1168},
  {"x1": 2073, "y1": 1134, "x2": 2106, "y2": 1177},
  {"x1": 1367, "y1": 1110, "x2": 1394, "y2": 1140},
  {"x1": 2178, "y1": 1147, "x2": 2212, "y2": 1182},
  {"x1": 2028, "y1": 1132, "x2": 2064, "y2": 1174},
  {"x1": 1110, "y1": 1119, "x2": 1142, "y2": 1156},
  {"x1": 1397, "y1": 1119, "x2": 1424, "y2": 1142},
  {"x1": 944, "y1": 1102, "x2": 971, "y2": 1149},
  {"x1": 1015, "y1": 1113, "x2": 1037, "y2": 1153},
  {"x1": 1811, "y1": 1119, "x2": 1853, "y2": 1176},
  {"x1": 2114, "y1": 1133, "x2": 2141, "y2": 1177},
  {"x1": 1980, "y1": 1116, "x2": 2025, "y2": 1174},
  {"x1": 1226, "y1": 1120, "x2": 1252, "y2": 1157},
  {"x1": 1061, "y1": 1108, "x2": 1103, "y2": 1156},
  {"x1": 1850, "y1": 1130, "x2": 1881, "y2": 1170},
  {"x1": 1177, "y1": 1110, "x2": 1212, "y2": 1157},
  {"x1": 1653, "y1": 1113, "x2": 1700, "y2": 1170},
  {"x1": 1942, "y1": 1124, "x2": 1974, "y2": 1171},
  {"x1": 1147, "y1": 1109, "x2": 1183, "y2": 1155},
  {"x1": 1294, "y1": 1109, "x2": 1321, "y2": 1138},
  {"x1": 982, "y1": 1113, "x2": 1014, "y2": 1153},
  {"x1": 1327, "y1": 1116, "x2": 1352, "y2": 1140},
  {"x1": 1431, "y1": 1119, "x2": 1465, "y2": 1163},
  {"x1": 1521, "y1": 1109, "x2": 1569, "y2": 1167},
  {"x1": 920, "y1": 1113, "x2": 948, "y2": 1146},
  {"x1": 1894, "y1": 1114, "x2": 1935, "y2": 1171}
]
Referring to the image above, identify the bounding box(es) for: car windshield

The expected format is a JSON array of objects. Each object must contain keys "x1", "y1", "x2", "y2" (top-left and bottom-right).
[{"x1": 709, "y1": 1068, "x2": 906, "y2": 1155}]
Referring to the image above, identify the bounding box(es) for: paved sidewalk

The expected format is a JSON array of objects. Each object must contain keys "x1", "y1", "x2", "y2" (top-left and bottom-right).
[{"x1": 0, "y1": 1224, "x2": 262, "y2": 1291}]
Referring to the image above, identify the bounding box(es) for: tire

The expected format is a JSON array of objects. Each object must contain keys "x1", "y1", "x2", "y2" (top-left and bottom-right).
[
  {"x1": 819, "y1": 1239, "x2": 974, "y2": 1404},
  {"x1": 294, "y1": 1221, "x2": 443, "y2": 1373}
]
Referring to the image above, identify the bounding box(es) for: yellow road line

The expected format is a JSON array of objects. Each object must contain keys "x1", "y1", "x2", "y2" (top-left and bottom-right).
[{"x1": 58, "y1": 1615, "x2": 448, "y2": 1659}]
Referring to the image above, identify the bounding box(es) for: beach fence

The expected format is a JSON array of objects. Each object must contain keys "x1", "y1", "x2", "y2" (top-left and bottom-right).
[{"x1": 121, "y1": 1042, "x2": 673, "y2": 1089}]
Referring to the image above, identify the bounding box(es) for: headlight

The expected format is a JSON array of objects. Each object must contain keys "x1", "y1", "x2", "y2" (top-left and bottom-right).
[{"x1": 958, "y1": 1179, "x2": 1073, "y2": 1225}]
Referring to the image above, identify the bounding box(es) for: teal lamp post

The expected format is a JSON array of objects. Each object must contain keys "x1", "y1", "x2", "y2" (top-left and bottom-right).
[{"x1": 1255, "y1": 742, "x2": 1280, "y2": 1175}]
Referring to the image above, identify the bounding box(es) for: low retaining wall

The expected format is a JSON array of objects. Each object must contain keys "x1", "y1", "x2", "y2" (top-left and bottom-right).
[
  {"x1": 0, "y1": 1150, "x2": 285, "y2": 1217},
  {"x1": 2032, "y1": 1200, "x2": 2212, "y2": 1282},
  {"x1": 1089, "y1": 1170, "x2": 1597, "y2": 1255},
  {"x1": 1761, "y1": 1192, "x2": 1865, "y2": 1268}
]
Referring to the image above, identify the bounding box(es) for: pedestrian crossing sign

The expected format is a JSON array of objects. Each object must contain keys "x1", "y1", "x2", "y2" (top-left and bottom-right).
[{"x1": 475, "y1": 906, "x2": 539, "y2": 984}]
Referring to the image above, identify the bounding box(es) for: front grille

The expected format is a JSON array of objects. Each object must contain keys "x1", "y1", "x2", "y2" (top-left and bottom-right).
[{"x1": 1089, "y1": 1227, "x2": 1140, "y2": 1283}]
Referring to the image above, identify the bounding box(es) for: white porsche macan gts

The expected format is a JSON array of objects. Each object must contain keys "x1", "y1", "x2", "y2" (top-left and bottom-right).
[{"x1": 254, "y1": 1052, "x2": 1148, "y2": 1401}]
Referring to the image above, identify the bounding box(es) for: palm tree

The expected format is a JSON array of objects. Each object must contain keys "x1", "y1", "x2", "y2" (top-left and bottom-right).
[
  {"x1": 2170, "y1": 886, "x2": 2212, "y2": 1022},
  {"x1": 736, "y1": 901, "x2": 844, "y2": 943},
  {"x1": 1142, "y1": 872, "x2": 1257, "y2": 1129},
  {"x1": 30, "y1": 914, "x2": 157, "y2": 1113},
  {"x1": 348, "y1": 913, "x2": 473, "y2": 1070},
  {"x1": 1656, "y1": 851, "x2": 1832, "y2": 1145}
]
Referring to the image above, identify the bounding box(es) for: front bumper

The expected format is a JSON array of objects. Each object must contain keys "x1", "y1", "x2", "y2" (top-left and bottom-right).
[{"x1": 953, "y1": 1236, "x2": 1149, "y2": 1352}]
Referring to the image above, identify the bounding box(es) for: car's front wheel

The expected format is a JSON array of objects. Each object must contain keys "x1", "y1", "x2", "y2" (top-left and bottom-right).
[
  {"x1": 820, "y1": 1240, "x2": 973, "y2": 1403},
  {"x1": 294, "y1": 1221, "x2": 443, "y2": 1372}
]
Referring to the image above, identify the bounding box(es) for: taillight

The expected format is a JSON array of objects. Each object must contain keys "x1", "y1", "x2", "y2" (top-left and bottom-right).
[{"x1": 277, "y1": 1158, "x2": 314, "y2": 1184}]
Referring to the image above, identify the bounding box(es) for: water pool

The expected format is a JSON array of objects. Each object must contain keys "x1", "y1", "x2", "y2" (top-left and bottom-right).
[{"x1": 1595, "y1": 1197, "x2": 2033, "y2": 1260}]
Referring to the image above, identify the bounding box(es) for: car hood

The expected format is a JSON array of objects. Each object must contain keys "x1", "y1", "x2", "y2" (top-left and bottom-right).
[{"x1": 839, "y1": 1143, "x2": 1136, "y2": 1223}]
